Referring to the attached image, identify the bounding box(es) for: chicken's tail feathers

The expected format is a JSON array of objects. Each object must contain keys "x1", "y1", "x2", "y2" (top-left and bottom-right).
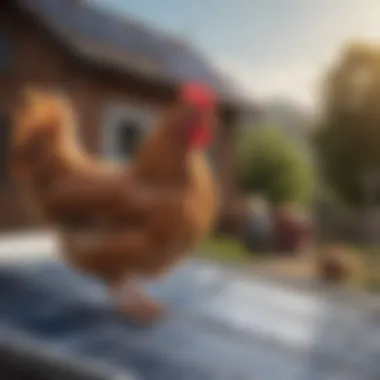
[
  {"x1": 10, "y1": 86, "x2": 77, "y2": 177},
  {"x1": 12, "y1": 86, "x2": 76, "y2": 146}
]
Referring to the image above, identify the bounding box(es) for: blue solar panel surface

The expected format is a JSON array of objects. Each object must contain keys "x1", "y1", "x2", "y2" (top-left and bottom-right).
[{"x1": 0, "y1": 258, "x2": 379, "y2": 380}]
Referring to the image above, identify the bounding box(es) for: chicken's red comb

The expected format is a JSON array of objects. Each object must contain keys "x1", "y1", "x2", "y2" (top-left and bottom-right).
[{"x1": 180, "y1": 82, "x2": 217, "y2": 110}]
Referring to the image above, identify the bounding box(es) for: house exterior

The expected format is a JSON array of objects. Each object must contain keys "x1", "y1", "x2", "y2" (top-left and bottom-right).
[{"x1": 0, "y1": 0, "x2": 255, "y2": 230}]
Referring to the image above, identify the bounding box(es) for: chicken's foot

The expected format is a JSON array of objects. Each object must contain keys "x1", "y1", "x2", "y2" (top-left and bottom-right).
[{"x1": 111, "y1": 277, "x2": 165, "y2": 325}]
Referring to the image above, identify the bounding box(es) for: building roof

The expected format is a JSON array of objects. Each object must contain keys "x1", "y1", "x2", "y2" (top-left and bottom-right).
[{"x1": 17, "y1": 0, "x2": 255, "y2": 110}]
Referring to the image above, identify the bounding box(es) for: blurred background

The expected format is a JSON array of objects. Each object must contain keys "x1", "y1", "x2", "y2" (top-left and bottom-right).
[{"x1": 1, "y1": 1, "x2": 380, "y2": 378}]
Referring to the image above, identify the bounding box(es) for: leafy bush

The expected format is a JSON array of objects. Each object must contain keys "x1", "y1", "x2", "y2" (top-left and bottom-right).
[
  {"x1": 237, "y1": 125, "x2": 315, "y2": 207},
  {"x1": 315, "y1": 42, "x2": 380, "y2": 207}
]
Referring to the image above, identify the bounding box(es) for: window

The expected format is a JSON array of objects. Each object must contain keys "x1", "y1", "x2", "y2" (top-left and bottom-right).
[
  {"x1": 103, "y1": 103, "x2": 157, "y2": 161},
  {"x1": 0, "y1": 115, "x2": 11, "y2": 185},
  {"x1": 0, "y1": 32, "x2": 12, "y2": 71},
  {"x1": 117, "y1": 119, "x2": 143, "y2": 158}
]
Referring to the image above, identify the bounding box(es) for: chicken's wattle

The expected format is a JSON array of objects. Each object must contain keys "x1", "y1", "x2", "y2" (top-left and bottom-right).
[{"x1": 188, "y1": 124, "x2": 212, "y2": 148}]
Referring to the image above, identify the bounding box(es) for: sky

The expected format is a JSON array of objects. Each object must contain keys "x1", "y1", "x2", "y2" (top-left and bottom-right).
[{"x1": 90, "y1": 0, "x2": 380, "y2": 109}]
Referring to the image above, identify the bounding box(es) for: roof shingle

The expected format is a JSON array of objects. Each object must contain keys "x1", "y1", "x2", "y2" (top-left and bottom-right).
[{"x1": 18, "y1": 0, "x2": 255, "y2": 109}]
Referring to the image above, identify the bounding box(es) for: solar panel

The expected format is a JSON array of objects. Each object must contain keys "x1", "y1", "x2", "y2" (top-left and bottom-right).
[
  {"x1": 20, "y1": 0, "x2": 250, "y2": 105},
  {"x1": 0, "y1": 258, "x2": 379, "y2": 380}
]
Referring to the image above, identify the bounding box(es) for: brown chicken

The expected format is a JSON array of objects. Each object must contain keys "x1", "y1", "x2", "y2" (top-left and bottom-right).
[{"x1": 11, "y1": 83, "x2": 220, "y2": 323}]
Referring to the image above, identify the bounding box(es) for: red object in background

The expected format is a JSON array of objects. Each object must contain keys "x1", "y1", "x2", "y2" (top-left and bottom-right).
[{"x1": 273, "y1": 206, "x2": 312, "y2": 254}]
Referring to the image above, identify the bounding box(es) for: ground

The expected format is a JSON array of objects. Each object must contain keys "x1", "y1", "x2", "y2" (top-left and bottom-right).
[{"x1": 200, "y1": 235, "x2": 380, "y2": 292}]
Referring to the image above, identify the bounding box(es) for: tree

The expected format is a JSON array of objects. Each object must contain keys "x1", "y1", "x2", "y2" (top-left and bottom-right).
[
  {"x1": 238, "y1": 125, "x2": 315, "y2": 207},
  {"x1": 315, "y1": 42, "x2": 380, "y2": 207}
]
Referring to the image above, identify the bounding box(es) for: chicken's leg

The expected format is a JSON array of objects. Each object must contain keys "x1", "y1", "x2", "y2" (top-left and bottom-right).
[{"x1": 111, "y1": 277, "x2": 165, "y2": 325}]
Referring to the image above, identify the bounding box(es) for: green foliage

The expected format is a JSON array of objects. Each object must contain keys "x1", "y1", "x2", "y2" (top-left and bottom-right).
[
  {"x1": 316, "y1": 42, "x2": 380, "y2": 207},
  {"x1": 200, "y1": 235, "x2": 250, "y2": 263},
  {"x1": 238, "y1": 125, "x2": 315, "y2": 207}
]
